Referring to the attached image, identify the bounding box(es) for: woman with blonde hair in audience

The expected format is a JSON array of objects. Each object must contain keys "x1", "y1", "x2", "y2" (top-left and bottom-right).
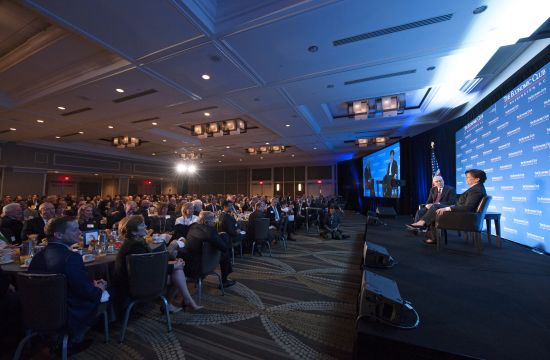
[{"x1": 113, "y1": 215, "x2": 202, "y2": 314}]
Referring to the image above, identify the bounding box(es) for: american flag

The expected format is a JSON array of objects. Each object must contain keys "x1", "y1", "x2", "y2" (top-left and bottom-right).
[{"x1": 431, "y1": 142, "x2": 441, "y2": 178}]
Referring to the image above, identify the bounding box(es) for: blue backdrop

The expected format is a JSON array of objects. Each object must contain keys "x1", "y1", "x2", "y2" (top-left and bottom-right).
[{"x1": 456, "y1": 62, "x2": 549, "y2": 251}]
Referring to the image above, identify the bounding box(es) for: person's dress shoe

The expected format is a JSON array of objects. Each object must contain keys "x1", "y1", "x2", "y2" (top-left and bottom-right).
[
  {"x1": 409, "y1": 223, "x2": 426, "y2": 228},
  {"x1": 220, "y1": 279, "x2": 236, "y2": 289},
  {"x1": 423, "y1": 239, "x2": 437, "y2": 245}
]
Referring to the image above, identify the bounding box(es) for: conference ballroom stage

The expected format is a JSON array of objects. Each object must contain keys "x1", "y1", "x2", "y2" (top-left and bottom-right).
[{"x1": 356, "y1": 215, "x2": 550, "y2": 360}]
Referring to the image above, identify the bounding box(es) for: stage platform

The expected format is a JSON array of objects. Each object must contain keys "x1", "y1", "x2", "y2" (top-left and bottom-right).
[{"x1": 356, "y1": 215, "x2": 550, "y2": 360}]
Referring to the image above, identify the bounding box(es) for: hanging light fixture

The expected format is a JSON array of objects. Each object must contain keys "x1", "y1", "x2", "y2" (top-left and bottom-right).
[
  {"x1": 191, "y1": 118, "x2": 247, "y2": 138},
  {"x1": 245, "y1": 145, "x2": 287, "y2": 155},
  {"x1": 112, "y1": 136, "x2": 141, "y2": 148},
  {"x1": 179, "y1": 152, "x2": 202, "y2": 161}
]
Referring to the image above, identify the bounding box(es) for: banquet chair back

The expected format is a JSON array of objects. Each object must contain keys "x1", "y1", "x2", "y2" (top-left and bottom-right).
[
  {"x1": 189, "y1": 241, "x2": 224, "y2": 304},
  {"x1": 120, "y1": 251, "x2": 171, "y2": 343},
  {"x1": 14, "y1": 273, "x2": 68, "y2": 360},
  {"x1": 252, "y1": 218, "x2": 271, "y2": 257},
  {"x1": 436, "y1": 196, "x2": 492, "y2": 253}
]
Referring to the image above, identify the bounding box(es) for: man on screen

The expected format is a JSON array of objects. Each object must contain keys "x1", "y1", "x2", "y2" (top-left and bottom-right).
[
  {"x1": 411, "y1": 176, "x2": 456, "y2": 223},
  {"x1": 409, "y1": 169, "x2": 487, "y2": 245},
  {"x1": 382, "y1": 150, "x2": 398, "y2": 197},
  {"x1": 364, "y1": 160, "x2": 374, "y2": 197}
]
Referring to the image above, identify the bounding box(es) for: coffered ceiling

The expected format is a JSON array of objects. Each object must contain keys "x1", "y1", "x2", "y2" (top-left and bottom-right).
[{"x1": 0, "y1": 0, "x2": 548, "y2": 167}]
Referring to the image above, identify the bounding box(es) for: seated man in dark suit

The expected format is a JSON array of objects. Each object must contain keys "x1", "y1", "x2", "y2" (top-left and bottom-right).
[
  {"x1": 246, "y1": 202, "x2": 271, "y2": 254},
  {"x1": 181, "y1": 211, "x2": 236, "y2": 288},
  {"x1": 320, "y1": 206, "x2": 342, "y2": 239},
  {"x1": 21, "y1": 202, "x2": 56, "y2": 243},
  {"x1": 28, "y1": 216, "x2": 109, "y2": 345},
  {"x1": 412, "y1": 176, "x2": 457, "y2": 223},
  {"x1": 204, "y1": 198, "x2": 221, "y2": 213},
  {"x1": 0, "y1": 203, "x2": 24, "y2": 245},
  {"x1": 220, "y1": 199, "x2": 244, "y2": 250},
  {"x1": 410, "y1": 169, "x2": 487, "y2": 245}
]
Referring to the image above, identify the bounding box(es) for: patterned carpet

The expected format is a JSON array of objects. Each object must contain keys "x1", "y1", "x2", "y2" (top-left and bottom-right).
[{"x1": 74, "y1": 214, "x2": 366, "y2": 360}]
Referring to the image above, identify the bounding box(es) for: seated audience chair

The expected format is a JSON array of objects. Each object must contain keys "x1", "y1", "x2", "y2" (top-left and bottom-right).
[
  {"x1": 252, "y1": 218, "x2": 272, "y2": 257},
  {"x1": 435, "y1": 196, "x2": 492, "y2": 254},
  {"x1": 187, "y1": 242, "x2": 225, "y2": 304},
  {"x1": 119, "y1": 251, "x2": 171, "y2": 343},
  {"x1": 14, "y1": 273, "x2": 109, "y2": 360}
]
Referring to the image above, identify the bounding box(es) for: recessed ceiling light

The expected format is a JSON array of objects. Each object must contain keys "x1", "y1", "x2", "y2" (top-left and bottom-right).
[
  {"x1": 94, "y1": 173, "x2": 98, "y2": 176},
  {"x1": 116, "y1": 88, "x2": 125, "y2": 93},
  {"x1": 78, "y1": 131, "x2": 84, "y2": 134},
  {"x1": 9, "y1": 128, "x2": 16, "y2": 131},
  {"x1": 55, "y1": 136, "x2": 61, "y2": 139},
  {"x1": 174, "y1": 151, "x2": 178, "y2": 154},
  {"x1": 226, "y1": 146, "x2": 230, "y2": 149},
  {"x1": 221, "y1": 154, "x2": 225, "y2": 157},
  {"x1": 239, "y1": 158, "x2": 243, "y2": 162},
  {"x1": 313, "y1": 147, "x2": 317, "y2": 150},
  {"x1": 152, "y1": 122, "x2": 158, "y2": 126},
  {"x1": 200, "y1": 161, "x2": 203, "y2": 164},
  {"x1": 152, "y1": 153, "x2": 156, "y2": 156},
  {"x1": 108, "y1": 125, "x2": 114, "y2": 129},
  {"x1": 57, "y1": 106, "x2": 66, "y2": 110},
  {"x1": 204, "y1": 112, "x2": 211, "y2": 117},
  {"x1": 291, "y1": 154, "x2": 295, "y2": 157},
  {"x1": 162, "y1": 139, "x2": 167, "y2": 142},
  {"x1": 201, "y1": 74, "x2": 211, "y2": 80},
  {"x1": 218, "y1": 160, "x2": 222, "y2": 163},
  {"x1": 260, "y1": 156, "x2": 264, "y2": 160},
  {"x1": 36, "y1": 119, "x2": 44, "y2": 123},
  {"x1": 265, "y1": 142, "x2": 270, "y2": 145},
  {"x1": 198, "y1": 148, "x2": 202, "y2": 151},
  {"x1": 285, "y1": 124, "x2": 290, "y2": 127}
]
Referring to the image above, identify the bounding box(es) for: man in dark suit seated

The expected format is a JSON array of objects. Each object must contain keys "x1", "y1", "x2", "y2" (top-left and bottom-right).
[
  {"x1": 246, "y1": 202, "x2": 271, "y2": 254},
  {"x1": 320, "y1": 205, "x2": 342, "y2": 239},
  {"x1": 382, "y1": 150, "x2": 398, "y2": 198},
  {"x1": 220, "y1": 199, "x2": 244, "y2": 248},
  {"x1": 410, "y1": 169, "x2": 487, "y2": 245},
  {"x1": 204, "y1": 198, "x2": 221, "y2": 213},
  {"x1": 21, "y1": 202, "x2": 56, "y2": 243},
  {"x1": 412, "y1": 176, "x2": 457, "y2": 223},
  {"x1": 182, "y1": 211, "x2": 236, "y2": 288},
  {"x1": 28, "y1": 216, "x2": 109, "y2": 346},
  {"x1": 0, "y1": 203, "x2": 24, "y2": 245}
]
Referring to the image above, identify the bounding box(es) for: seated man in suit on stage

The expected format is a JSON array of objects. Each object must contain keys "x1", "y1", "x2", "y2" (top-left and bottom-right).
[
  {"x1": 28, "y1": 216, "x2": 109, "y2": 347},
  {"x1": 412, "y1": 176, "x2": 457, "y2": 223},
  {"x1": 409, "y1": 169, "x2": 487, "y2": 245},
  {"x1": 382, "y1": 150, "x2": 398, "y2": 198}
]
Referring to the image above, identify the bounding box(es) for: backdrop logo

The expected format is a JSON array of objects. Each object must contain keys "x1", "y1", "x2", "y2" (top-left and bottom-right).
[
  {"x1": 470, "y1": 154, "x2": 479, "y2": 160},
  {"x1": 470, "y1": 138, "x2": 478, "y2": 144},
  {"x1": 492, "y1": 176, "x2": 503, "y2": 182},
  {"x1": 522, "y1": 184, "x2": 540, "y2": 190},
  {"x1": 540, "y1": 223, "x2": 550, "y2": 231},
  {"x1": 476, "y1": 143, "x2": 485, "y2": 150},
  {"x1": 489, "y1": 136, "x2": 501, "y2": 144},
  {"x1": 511, "y1": 196, "x2": 527, "y2": 202},
  {"x1": 475, "y1": 126, "x2": 484, "y2": 133},
  {"x1": 530, "y1": 114, "x2": 549, "y2": 127},
  {"x1": 535, "y1": 170, "x2": 550, "y2": 177},
  {"x1": 502, "y1": 206, "x2": 516, "y2": 212},
  {"x1": 527, "y1": 233, "x2": 544, "y2": 241},
  {"x1": 465, "y1": 149, "x2": 473, "y2": 154},
  {"x1": 485, "y1": 186, "x2": 495, "y2": 191},
  {"x1": 499, "y1": 164, "x2": 512, "y2": 170},
  {"x1": 507, "y1": 127, "x2": 521, "y2": 137},
  {"x1": 528, "y1": 88, "x2": 546, "y2": 102},
  {"x1": 488, "y1": 117, "x2": 499, "y2": 126},
  {"x1": 513, "y1": 219, "x2": 528, "y2": 226},
  {"x1": 500, "y1": 185, "x2": 514, "y2": 191},
  {"x1": 491, "y1": 156, "x2": 502, "y2": 163},
  {"x1": 532, "y1": 142, "x2": 549, "y2": 151},
  {"x1": 482, "y1": 149, "x2": 493, "y2": 156},
  {"x1": 508, "y1": 150, "x2": 522, "y2": 158},
  {"x1": 498, "y1": 142, "x2": 511, "y2": 151},
  {"x1": 464, "y1": 114, "x2": 483, "y2": 132},
  {"x1": 510, "y1": 173, "x2": 525, "y2": 180},
  {"x1": 516, "y1": 109, "x2": 533, "y2": 120},
  {"x1": 497, "y1": 122, "x2": 510, "y2": 131},
  {"x1": 504, "y1": 105, "x2": 519, "y2": 116},
  {"x1": 504, "y1": 68, "x2": 546, "y2": 103},
  {"x1": 518, "y1": 134, "x2": 535, "y2": 143},
  {"x1": 520, "y1": 159, "x2": 537, "y2": 166},
  {"x1": 503, "y1": 227, "x2": 518, "y2": 235},
  {"x1": 477, "y1": 161, "x2": 486, "y2": 166},
  {"x1": 493, "y1": 196, "x2": 505, "y2": 201},
  {"x1": 537, "y1": 197, "x2": 550, "y2": 203},
  {"x1": 482, "y1": 131, "x2": 492, "y2": 138},
  {"x1": 524, "y1": 209, "x2": 542, "y2": 216},
  {"x1": 485, "y1": 167, "x2": 494, "y2": 173}
]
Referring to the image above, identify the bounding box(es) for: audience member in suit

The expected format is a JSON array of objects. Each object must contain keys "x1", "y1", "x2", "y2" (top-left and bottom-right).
[
  {"x1": 266, "y1": 198, "x2": 282, "y2": 229},
  {"x1": 28, "y1": 216, "x2": 109, "y2": 345},
  {"x1": 204, "y1": 198, "x2": 221, "y2": 213},
  {"x1": 411, "y1": 169, "x2": 487, "y2": 245},
  {"x1": 246, "y1": 202, "x2": 269, "y2": 251},
  {"x1": 21, "y1": 202, "x2": 56, "y2": 244},
  {"x1": 149, "y1": 202, "x2": 175, "y2": 234},
  {"x1": 364, "y1": 160, "x2": 375, "y2": 197},
  {"x1": 182, "y1": 211, "x2": 236, "y2": 288},
  {"x1": 113, "y1": 215, "x2": 201, "y2": 314},
  {"x1": 413, "y1": 176, "x2": 457, "y2": 222},
  {"x1": 382, "y1": 150, "x2": 398, "y2": 198},
  {"x1": 320, "y1": 206, "x2": 343, "y2": 239},
  {"x1": 0, "y1": 203, "x2": 24, "y2": 245},
  {"x1": 220, "y1": 200, "x2": 244, "y2": 249}
]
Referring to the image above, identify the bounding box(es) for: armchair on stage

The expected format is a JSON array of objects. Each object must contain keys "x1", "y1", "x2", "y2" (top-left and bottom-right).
[
  {"x1": 435, "y1": 196, "x2": 492, "y2": 254},
  {"x1": 376, "y1": 178, "x2": 403, "y2": 198}
]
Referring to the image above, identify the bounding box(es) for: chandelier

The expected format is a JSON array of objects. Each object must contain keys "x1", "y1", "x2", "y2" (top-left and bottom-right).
[
  {"x1": 355, "y1": 137, "x2": 387, "y2": 148},
  {"x1": 179, "y1": 152, "x2": 202, "y2": 161},
  {"x1": 112, "y1": 136, "x2": 141, "y2": 148},
  {"x1": 192, "y1": 118, "x2": 246, "y2": 139},
  {"x1": 246, "y1": 145, "x2": 286, "y2": 155}
]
